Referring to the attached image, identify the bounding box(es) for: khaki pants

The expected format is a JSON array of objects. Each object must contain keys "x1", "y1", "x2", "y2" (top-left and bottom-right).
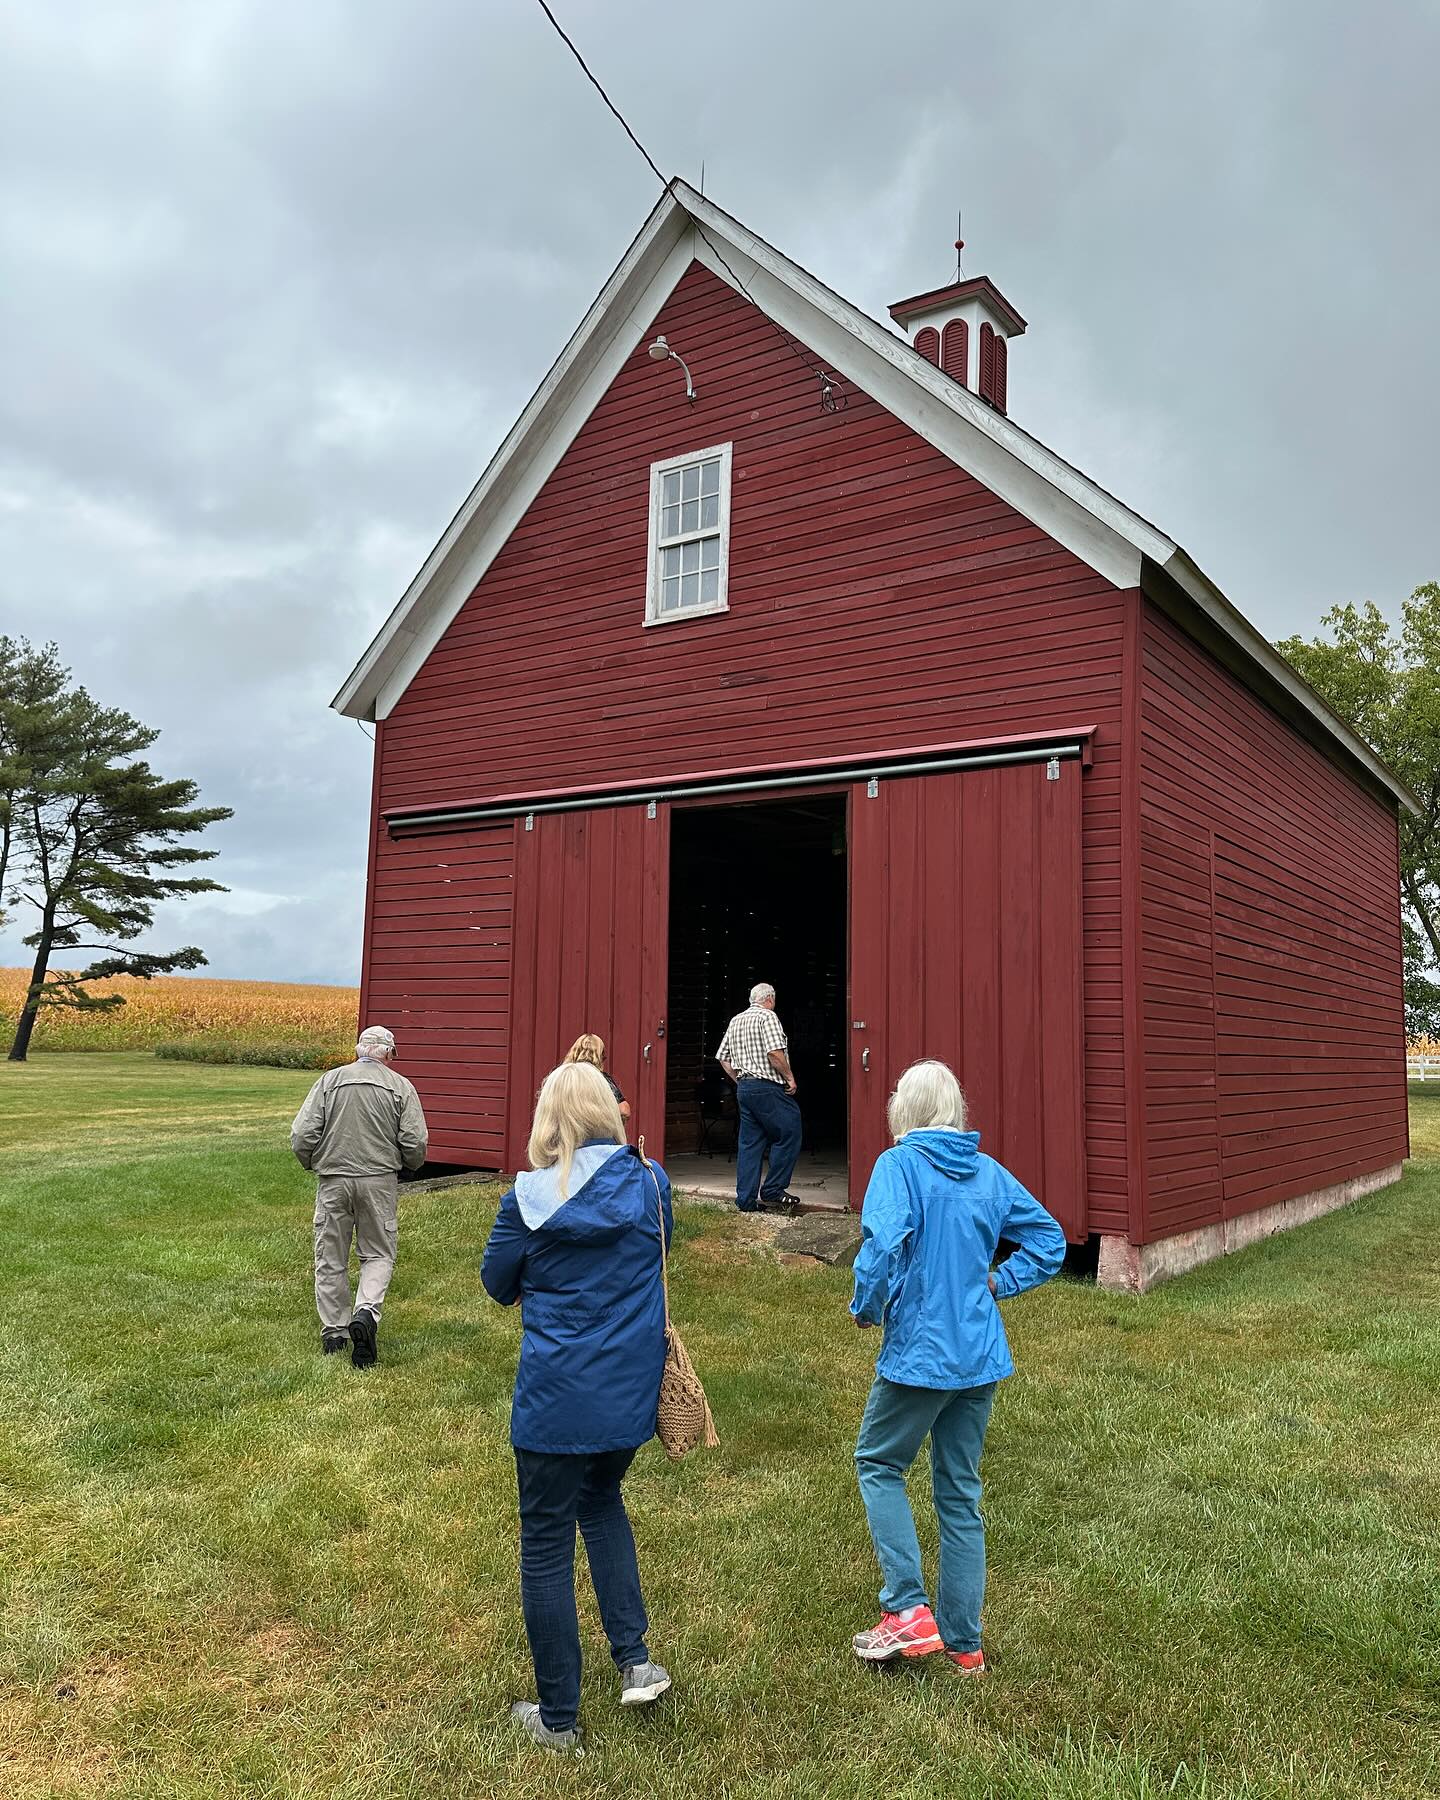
[{"x1": 314, "y1": 1173, "x2": 399, "y2": 1331}]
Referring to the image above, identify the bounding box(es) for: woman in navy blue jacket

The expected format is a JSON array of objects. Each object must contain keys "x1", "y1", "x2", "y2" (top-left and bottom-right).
[
  {"x1": 482, "y1": 1060, "x2": 675, "y2": 1754},
  {"x1": 849, "y1": 1060, "x2": 1066, "y2": 1675}
]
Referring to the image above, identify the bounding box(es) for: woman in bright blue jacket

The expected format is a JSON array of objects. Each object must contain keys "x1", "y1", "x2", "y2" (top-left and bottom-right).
[
  {"x1": 481, "y1": 1061, "x2": 674, "y2": 1754},
  {"x1": 849, "y1": 1059, "x2": 1065, "y2": 1675}
]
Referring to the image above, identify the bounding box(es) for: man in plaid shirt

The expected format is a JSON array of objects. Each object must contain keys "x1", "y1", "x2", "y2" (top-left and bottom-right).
[{"x1": 716, "y1": 982, "x2": 802, "y2": 1213}]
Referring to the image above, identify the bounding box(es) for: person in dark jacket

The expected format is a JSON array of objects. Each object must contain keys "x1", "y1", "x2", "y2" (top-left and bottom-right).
[
  {"x1": 849, "y1": 1059, "x2": 1066, "y2": 1675},
  {"x1": 481, "y1": 1060, "x2": 674, "y2": 1755},
  {"x1": 562, "y1": 1032, "x2": 631, "y2": 1121}
]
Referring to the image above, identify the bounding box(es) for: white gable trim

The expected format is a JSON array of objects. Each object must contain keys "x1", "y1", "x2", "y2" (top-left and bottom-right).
[
  {"x1": 333, "y1": 192, "x2": 695, "y2": 720},
  {"x1": 331, "y1": 183, "x2": 1414, "y2": 813},
  {"x1": 686, "y1": 214, "x2": 1162, "y2": 590}
]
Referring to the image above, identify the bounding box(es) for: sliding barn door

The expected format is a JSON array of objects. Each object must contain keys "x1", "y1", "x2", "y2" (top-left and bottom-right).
[
  {"x1": 506, "y1": 803, "x2": 671, "y2": 1169},
  {"x1": 848, "y1": 760, "x2": 1087, "y2": 1239}
]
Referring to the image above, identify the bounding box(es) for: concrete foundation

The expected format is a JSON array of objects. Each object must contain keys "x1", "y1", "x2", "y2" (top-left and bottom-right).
[{"x1": 1096, "y1": 1163, "x2": 1404, "y2": 1293}]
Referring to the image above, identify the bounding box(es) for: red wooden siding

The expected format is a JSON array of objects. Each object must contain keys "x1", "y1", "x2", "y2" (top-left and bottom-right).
[
  {"x1": 365, "y1": 822, "x2": 513, "y2": 1164},
  {"x1": 1136, "y1": 604, "x2": 1407, "y2": 1239},
  {"x1": 375, "y1": 263, "x2": 1130, "y2": 1218},
  {"x1": 505, "y1": 804, "x2": 671, "y2": 1168},
  {"x1": 1138, "y1": 815, "x2": 1221, "y2": 1225},
  {"x1": 915, "y1": 326, "x2": 940, "y2": 365},
  {"x1": 849, "y1": 760, "x2": 1087, "y2": 1237},
  {"x1": 941, "y1": 319, "x2": 969, "y2": 386}
]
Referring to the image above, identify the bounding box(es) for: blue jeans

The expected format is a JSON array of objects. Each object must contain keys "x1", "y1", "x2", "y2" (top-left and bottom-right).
[
  {"x1": 854, "y1": 1376, "x2": 997, "y2": 1652},
  {"x1": 735, "y1": 1079, "x2": 802, "y2": 1207},
  {"x1": 514, "y1": 1448, "x2": 651, "y2": 1731}
]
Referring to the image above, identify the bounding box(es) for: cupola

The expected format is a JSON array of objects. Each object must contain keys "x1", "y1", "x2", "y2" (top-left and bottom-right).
[{"x1": 889, "y1": 237, "x2": 1026, "y2": 415}]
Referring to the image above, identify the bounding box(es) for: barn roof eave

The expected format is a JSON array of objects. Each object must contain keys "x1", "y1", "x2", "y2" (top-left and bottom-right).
[
  {"x1": 329, "y1": 183, "x2": 694, "y2": 720},
  {"x1": 330, "y1": 182, "x2": 1418, "y2": 815},
  {"x1": 1143, "y1": 551, "x2": 1420, "y2": 816}
]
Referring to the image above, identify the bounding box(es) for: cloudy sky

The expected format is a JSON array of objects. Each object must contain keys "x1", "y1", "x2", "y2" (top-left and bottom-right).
[{"x1": 3, "y1": 1, "x2": 1436, "y2": 986}]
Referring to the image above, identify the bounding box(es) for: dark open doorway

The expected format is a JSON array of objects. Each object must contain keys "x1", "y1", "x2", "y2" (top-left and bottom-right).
[{"x1": 664, "y1": 793, "x2": 848, "y2": 1202}]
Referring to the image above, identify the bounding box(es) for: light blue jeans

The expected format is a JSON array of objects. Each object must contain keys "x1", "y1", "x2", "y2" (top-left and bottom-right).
[{"x1": 854, "y1": 1375, "x2": 997, "y2": 1652}]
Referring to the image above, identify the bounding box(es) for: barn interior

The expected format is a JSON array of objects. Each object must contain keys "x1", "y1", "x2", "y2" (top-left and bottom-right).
[{"x1": 664, "y1": 795, "x2": 848, "y2": 1197}]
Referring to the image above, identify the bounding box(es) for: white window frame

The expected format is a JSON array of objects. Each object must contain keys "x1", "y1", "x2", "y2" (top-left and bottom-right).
[{"x1": 644, "y1": 441, "x2": 733, "y2": 627}]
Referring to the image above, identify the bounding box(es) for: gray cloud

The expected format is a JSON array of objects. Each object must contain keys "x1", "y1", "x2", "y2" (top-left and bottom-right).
[{"x1": 3, "y1": 0, "x2": 1437, "y2": 983}]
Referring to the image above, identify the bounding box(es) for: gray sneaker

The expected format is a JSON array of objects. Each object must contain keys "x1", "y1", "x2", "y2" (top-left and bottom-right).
[
  {"x1": 620, "y1": 1661, "x2": 672, "y2": 1706},
  {"x1": 509, "y1": 1700, "x2": 583, "y2": 1755}
]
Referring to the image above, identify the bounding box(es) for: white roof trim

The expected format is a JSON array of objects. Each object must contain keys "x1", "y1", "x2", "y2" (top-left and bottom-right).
[
  {"x1": 332, "y1": 182, "x2": 1414, "y2": 813},
  {"x1": 332, "y1": 191, "x2": 695, "y2": 720}
]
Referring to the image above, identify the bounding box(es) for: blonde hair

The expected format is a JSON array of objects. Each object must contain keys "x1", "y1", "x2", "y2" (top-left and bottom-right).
[
  {"x1": 887, "y1": 1059, "x2": 968, "y2": 1140},
  {"x1": 563, "y1": 1033, "x2": 607, "y2": 1070},
  {"x1": 527, "y1": 1061, "x2": 626, "y2": 1198}
]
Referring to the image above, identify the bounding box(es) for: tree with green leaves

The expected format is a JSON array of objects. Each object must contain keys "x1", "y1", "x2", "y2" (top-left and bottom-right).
[
  {"x1": 0, "y1": 636, "x2": 232, "y2": 1061},
  {"x1": 1278, "y1": 582, "x2": 1440, "y2": 1038}
]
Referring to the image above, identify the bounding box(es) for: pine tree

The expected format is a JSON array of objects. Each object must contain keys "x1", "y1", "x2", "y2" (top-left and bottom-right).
[{"x1": 1, "y1": 638, "x2": 231, "y2": 1061}]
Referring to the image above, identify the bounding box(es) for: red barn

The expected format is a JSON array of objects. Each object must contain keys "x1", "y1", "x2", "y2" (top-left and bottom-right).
[{"x1": 333, "y1": 183, "x2": 1412, "y2": 1290}]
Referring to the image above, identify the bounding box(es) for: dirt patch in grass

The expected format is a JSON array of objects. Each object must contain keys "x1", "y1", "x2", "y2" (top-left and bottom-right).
[
  {"x1": 682, "y1": 1216, "x2": 782, "y2": 1265},
  {"x1": 0, "y1": 1694, "x2": 119, "y2": 1798}
]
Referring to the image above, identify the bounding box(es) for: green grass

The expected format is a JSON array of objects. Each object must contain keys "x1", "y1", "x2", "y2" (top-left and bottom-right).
[{"x1": 1, "y1": 1055, "x2": 1438, "y2": 1799}]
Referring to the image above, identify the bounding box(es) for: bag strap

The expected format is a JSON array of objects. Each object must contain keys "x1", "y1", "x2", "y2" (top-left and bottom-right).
[{"x1": 636, "y1": 1137, "x2": 670, "y2": 1331}]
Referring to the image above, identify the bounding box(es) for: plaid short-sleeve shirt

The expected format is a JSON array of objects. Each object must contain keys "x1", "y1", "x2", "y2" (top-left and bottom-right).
[{"x1": 716, "y1": 1005, "x2": 788, "y2": 1084}]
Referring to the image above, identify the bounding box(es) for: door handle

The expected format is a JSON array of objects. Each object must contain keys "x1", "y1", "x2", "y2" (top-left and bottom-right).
[
  {"x1": 862, "y1": 1048, "x2": 870, "y2": 1072},
  {"x1": 643, "y1": 1043, "x2": 652, "y2": 1063}
]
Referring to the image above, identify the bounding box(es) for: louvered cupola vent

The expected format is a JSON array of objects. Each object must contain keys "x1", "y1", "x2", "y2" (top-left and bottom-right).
[{"x1": 889, "y1": 243, "x2": 1025, "y2": 416}]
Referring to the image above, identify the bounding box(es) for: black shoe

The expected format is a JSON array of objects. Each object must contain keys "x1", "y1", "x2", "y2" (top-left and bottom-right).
[
  {"x1": 736, "y1": 1200, "x2": 762, "y2": 1213},
  {"x1": 759, "y1": 1194, "x2": 802, "y2": 1214},
  {"x1": 349, "y1": 1309, "x2": 379, "y2": 1369},
  {"x1": 321, "y1": 1330, "x2": 349, "y2": 1356}
]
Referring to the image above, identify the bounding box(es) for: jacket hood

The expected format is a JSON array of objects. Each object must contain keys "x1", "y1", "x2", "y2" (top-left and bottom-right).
[
  {"x1": 896, "y1": 1128, "x2": 981, "y2": 1180},
  {"x1": 514, "y1": 1141, "x2": 644, "y2": 1236}
]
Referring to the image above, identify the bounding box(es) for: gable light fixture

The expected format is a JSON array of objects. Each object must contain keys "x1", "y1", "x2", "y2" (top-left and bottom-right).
[{"x1": 647, "y1": 334, "x2": 697, "y2": 403}]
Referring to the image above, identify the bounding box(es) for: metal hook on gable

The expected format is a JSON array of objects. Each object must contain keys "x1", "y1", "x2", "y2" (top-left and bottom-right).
[{"x1": 817, "y1": 369, "x2": 848, "y2": 413}]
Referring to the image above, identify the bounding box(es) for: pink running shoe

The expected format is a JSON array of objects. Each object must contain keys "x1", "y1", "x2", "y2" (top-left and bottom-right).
[
  {"x1": 946, "y1": 1649, "x2": 986, "y2": 1677},
  {"x1": 852, "y1": 1604, "x2": 943, "y2": 1661}
]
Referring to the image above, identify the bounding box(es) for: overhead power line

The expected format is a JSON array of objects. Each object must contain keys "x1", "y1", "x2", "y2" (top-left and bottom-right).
[
  {"x1": 531, "y1": 0, "x2": 666, "y2": 185},
  {"x1": 529, "y1": 0, "x2": 848, "y2": 413}
]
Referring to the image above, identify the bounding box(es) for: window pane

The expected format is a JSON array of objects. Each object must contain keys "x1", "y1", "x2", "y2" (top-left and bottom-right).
[
  {"x1": 681, "y1": 539, "x2": 700, "y2": 573},
  {"x1": 682, "y1": 464, "x2": 701, "y2": 500},
  {"x1": 700, "y1": 535, "x2": 719, "y2": 570},
  {"x1": 662, "y1": 576, "x2": 681, "y2": 610},
  {"x1": 681, "y1": 498, "x2": 700, "y2": 534},
  {"x1": 662, "y1": 544, "x2": 682, "y2": 576},
  {"x1": 662, "y1": 504, "x2": 681, "y2": 539},
  {"x1": 700, "y1": 567, "x2": 719, "y2": 603},
  {"x1": 681, "y1": 572, "x2": 701, "y2": 605},
  {"x1": 663, "y1": 472, "x2": 681, "y2": 506},
  {"x1": 700, "y1": 494, "x2": 718, "y2": 529},
  {"x1": 701, "y1": 459, "x2": 720, "y2": 496}
]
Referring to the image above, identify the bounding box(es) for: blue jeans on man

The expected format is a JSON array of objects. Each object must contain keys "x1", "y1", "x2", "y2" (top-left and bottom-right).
[
  {"x1": 734, "y1": 1077, "x2": 802, "y2": 1209},
  {"x1": 515, "y1": 1447, "x2": 651, "y2": 1733},
  {"x1": 854, "y1": 1376, "x2": 997, "y2": 1652}
]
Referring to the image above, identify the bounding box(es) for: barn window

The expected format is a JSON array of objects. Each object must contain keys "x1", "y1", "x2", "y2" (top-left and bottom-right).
[
  {"x1": 914, "y1": 326, "x2": 940, "y2": 365},
  {"x1": 646, "y1": 442, "x2": 732, "y2": 625}
]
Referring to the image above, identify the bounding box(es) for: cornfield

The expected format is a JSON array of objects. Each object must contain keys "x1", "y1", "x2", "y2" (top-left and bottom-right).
[{"x1": 0, "y1": 969, "x2": 358, "y2": 1059}]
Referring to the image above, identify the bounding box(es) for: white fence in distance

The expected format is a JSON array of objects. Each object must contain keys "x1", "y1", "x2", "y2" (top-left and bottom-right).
[{"x1": 1407, "y1": 1055, "x2": 1440, "y2": 1081}]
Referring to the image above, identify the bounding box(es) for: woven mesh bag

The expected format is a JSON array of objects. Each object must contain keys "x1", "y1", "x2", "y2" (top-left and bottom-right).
[{"x1": 640, "y1": 1144, "x2": 720, "y2": 1461}]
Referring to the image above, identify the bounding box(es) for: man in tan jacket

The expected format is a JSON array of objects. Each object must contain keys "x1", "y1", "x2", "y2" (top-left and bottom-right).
[{"x1": 290, "y1": 1024, "x2": 428, "y2": 1367}]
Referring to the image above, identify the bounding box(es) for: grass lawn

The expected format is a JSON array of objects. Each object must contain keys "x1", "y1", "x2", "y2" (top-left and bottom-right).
[{"x1": 2, "y1": 1054, "x2": 1438, "y2": 1799}]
